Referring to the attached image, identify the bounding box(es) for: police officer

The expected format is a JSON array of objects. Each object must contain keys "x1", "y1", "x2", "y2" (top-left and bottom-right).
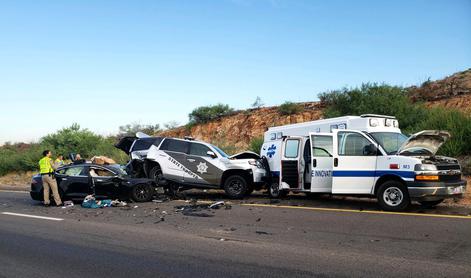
[
  {"x1": 39, "y1": 150, "x2": 63, "y2": 207},
  {"x1": 54, "y1": 154, "x2": 65, "y2": 168}
]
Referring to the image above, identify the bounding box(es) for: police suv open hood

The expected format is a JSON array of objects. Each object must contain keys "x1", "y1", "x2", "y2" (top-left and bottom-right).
[
  {"x1": 229, "y1": 151, "x2": 261, "y2": 160},
  {"x1": 397, "y1": 130, "x2": 450, "y2": 156}
]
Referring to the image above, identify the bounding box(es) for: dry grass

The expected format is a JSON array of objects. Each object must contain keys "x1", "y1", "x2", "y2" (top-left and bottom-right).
[{"x1": 0, "y1": 171, "x2": 33, "y2": 190}]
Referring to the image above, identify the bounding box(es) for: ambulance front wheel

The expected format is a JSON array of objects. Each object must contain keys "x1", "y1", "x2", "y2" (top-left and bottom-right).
[
  {"x1": 377, "y1": 181, "x2": 410, "y2": 211},
  {"x1": 268, "y1": 183, "x2": 287, "y2": 198}
]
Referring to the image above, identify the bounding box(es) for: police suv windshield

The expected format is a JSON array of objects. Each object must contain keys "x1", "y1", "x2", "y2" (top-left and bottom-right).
[
  {"x1": 369, "y1": 132, "x2": 408, "y2": 155},
  {"x1": 211, "y1": 145, "x2": 229, "y2": 158}
]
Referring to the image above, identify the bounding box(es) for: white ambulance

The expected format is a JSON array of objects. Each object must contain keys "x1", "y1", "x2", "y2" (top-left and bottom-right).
[{"x1": 260, "y1": 115, "x2": 467, "y2": 211}]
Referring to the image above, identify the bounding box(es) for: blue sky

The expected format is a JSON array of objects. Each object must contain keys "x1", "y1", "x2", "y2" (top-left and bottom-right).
[{"x1": 0, "y1": 0, "x2": 470, "y2": 144}]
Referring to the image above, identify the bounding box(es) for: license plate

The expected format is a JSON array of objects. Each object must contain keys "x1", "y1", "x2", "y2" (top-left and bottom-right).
[{"x1": 452, "y1": 186, "x2": 463, "y2": 194}]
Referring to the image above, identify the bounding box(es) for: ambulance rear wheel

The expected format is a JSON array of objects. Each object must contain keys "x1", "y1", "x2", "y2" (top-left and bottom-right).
[
  {"x1": 269, "y1": 183, "x2": 287, "y2": 198},
  {"x1": 377, "y1": 181, "x2": 410, "y2": 211},
  {"x1": 224, "y1": 175, "x2": 248, "y2": 199}
]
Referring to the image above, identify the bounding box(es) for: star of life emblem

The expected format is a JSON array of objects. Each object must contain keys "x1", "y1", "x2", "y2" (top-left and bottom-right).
[{"x1": 196, "y1": 162, "x2": 208, "y2": 174}]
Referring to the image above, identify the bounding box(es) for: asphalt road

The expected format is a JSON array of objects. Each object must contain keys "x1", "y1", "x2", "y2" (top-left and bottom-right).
[{"x1": 1, "y1": 190, "x2": 471, "y2": 278}]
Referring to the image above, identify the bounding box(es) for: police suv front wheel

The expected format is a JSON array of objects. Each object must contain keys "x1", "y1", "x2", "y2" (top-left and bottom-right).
[
  {"x1": 224, "y1": 175, "x2": 248, "y2": 199},
  {"x1": 377, "y1": 181, "x2": 410, "y2": 211}
]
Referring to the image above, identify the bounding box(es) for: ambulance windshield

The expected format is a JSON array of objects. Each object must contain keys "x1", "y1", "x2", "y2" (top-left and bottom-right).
[{"x1": 369, "y1": 132, "x2": 408, "y2": 155}]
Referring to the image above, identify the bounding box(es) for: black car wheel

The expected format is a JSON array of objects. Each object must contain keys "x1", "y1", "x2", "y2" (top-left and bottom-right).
[
  {"x1": 131, "y1": 183, "x2": 153, "y2": 202},
  {"x1": 224, "y1": 175, "x2": 248, "y2": 199}
]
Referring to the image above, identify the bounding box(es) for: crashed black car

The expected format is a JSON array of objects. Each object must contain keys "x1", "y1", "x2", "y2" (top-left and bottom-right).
[{"x1": 30, "y1": 163, "x2": 157, "y2": 203}]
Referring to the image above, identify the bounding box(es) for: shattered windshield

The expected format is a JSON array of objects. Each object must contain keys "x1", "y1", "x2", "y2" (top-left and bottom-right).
[
  {"x1": 211, "y1": 145, "x2": 229, "y2": 158},
  {"x1": 369, "y1": 132, "x2": 408, "y2": 155}
]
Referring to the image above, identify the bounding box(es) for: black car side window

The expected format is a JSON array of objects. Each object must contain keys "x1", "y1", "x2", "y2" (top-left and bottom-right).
[{"x1": 64, "y1": 167, "x2": 85, "y2": 176}]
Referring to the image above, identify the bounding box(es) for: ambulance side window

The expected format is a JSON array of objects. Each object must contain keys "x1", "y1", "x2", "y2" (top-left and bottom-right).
[
  {"x1": 311, "y1": 135, "x2": 333, "y2": 157},
  {"x1": 285, "y1": 139, "x2": 300, "y2": 158},
  {"x1": 338, "y1": 132, "x2": 371, "y2": 156}
]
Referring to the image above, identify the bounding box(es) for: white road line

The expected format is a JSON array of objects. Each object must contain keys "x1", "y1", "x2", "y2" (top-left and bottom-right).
[
  {"x1": 1, "y1": 212, "x2": 64, "y2": 221},
  {"x1": 0, "y1": 190, "x2": 29, "y2": 194}
]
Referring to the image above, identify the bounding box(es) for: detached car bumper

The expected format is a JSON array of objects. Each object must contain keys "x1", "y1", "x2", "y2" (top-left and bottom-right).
[
  {"x1": 407, "y1": 180, "x2": 467, "y2": 201},
  {"x1": 252, "y1": 168, "x2": 267, "y2": 183}
]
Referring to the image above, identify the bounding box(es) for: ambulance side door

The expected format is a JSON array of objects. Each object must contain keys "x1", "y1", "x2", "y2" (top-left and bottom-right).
[
  {"x1": 309, "y1": 133, "x2": 333, "y2": 193},
  {"x1": 280, "y1": 136, "x2": 304, "y2": 189},
  {"x1": 332, "y1": 130, "x2": 379, "y2": 194}
]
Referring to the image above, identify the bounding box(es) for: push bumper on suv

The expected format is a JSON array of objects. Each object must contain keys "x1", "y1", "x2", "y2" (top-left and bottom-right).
[{"x1": 407, "y1": 180, "x2": 467, "y2": 201}]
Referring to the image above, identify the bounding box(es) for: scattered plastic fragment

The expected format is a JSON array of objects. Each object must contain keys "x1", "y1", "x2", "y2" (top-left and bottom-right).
[{"x1": 209, "y1": 201, "x2": 225, "y2": 209}]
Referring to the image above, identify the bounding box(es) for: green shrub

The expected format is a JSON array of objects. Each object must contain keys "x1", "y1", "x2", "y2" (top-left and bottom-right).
[
  {"x1": 413, "y1": 107, "x2": 471, "y2": 157},
  {"x1": 249, "y1": 137, "x2": 264, "y2": 153},
  {"x1": 278, "y1": 101, "x2": 304, "y2": 115},
  {"x1": 188, "y1": 104, "x2": 235, "y2": 124},
  {"x1": 319, "y1": 83, "x2": 428, "y2": 131},
  {"x1": 0, "y1": 124, "x2": 130, "y2": 176}
]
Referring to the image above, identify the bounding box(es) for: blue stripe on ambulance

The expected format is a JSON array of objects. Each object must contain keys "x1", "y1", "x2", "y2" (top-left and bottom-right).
[{"x1": 332, "y1": 170, "x2": 415, "y2": 179}]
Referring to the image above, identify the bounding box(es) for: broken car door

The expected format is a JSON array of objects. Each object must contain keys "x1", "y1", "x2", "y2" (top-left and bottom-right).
[
  {"x1": 90, "y1": 167, "x2": 118, "y2": 198},
  {"x1": 58, "y1": 166, "x2": 90, "y2": 198}
]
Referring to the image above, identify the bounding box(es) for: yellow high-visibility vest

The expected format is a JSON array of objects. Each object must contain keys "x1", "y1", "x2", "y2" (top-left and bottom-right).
[
  {"x1": 55, "y1": 158, "x2": 64, "y2": 166},
  {"x1": 39, "y1": 157, "x2": 54, "y2": 174}
]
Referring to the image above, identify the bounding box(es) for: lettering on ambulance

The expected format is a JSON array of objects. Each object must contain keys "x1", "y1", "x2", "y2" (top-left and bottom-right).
[{"x1": 312, "y1": 170, "x2": 332, "y2": 177}]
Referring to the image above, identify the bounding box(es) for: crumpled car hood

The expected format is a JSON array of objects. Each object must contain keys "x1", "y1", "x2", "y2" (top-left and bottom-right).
[
  {"x1": 397, "y1": 130, "x2": 450, "y2": 156},
  {"x1": 229, "y1": 151, "x2": 261, "y2": 160}
]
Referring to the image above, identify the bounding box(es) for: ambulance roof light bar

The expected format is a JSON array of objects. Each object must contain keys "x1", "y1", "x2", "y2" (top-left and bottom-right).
[{"x1": 360, "y1": 114, "x2": 396, "y2": 119}]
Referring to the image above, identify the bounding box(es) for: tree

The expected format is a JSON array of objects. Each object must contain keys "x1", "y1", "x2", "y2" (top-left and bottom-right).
[
  {"x1": 163, "y1": 121, "x2": 180, "y2": 130},
  {"x1": 278, "y1": 101, "x2": 303, "y2": 115},
  {"x1": 118, "y1": 122, "x2": 161, "y2": 136},
  {"x1": 251, "y1": 96, "x2": 264, "y2": 108},
  {"x1": 188, "y1": 104, "x2": 234, "y2": 124}
]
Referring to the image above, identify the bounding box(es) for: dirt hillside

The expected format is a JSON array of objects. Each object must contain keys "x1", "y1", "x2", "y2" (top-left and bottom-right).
[
  {"x1": 160, "y1": 102, "x2": 323, "y2": 153},
  {"x1": 409, "y1": 68, "x2": 471, "y2": 113}
]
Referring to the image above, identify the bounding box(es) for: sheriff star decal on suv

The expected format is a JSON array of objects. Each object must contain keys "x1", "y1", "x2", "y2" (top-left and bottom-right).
[{"x1": 196, "y1": 162, "x2": 208, "y2": 174}]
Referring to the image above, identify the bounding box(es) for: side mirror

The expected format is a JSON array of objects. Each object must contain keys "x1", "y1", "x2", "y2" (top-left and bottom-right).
[
  {"x1": 207, "y1": 151, "x2": 217, "y2": 158},
  {"x1": 363, "y1": 144, "x2": 378, "y2": 156}
]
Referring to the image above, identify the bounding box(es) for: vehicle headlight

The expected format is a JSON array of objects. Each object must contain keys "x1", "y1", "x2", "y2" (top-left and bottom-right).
[
  {"x1": 414, "y1": 164, "x2": 437, "y2": 171},
  {"x1": 248, "y1": 160, "x2": 263, "y2": 168}
]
